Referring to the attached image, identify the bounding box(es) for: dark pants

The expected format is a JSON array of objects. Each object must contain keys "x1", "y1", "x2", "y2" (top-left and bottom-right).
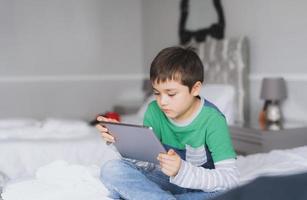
[{"x1": 213, "y1": 172, "x2": 307, "y2": 200}]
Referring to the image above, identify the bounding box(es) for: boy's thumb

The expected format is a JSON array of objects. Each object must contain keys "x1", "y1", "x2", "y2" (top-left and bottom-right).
[
  {"x1": 168, "y1": 149, "x2": 175, "y2": 155},
  {"x1": 97, "y1": 116, "x2": 106, "y2": 122}
]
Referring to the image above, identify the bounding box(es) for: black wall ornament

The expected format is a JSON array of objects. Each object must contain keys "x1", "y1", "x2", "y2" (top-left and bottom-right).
[{"x1": 179, "y1": 0, "x2": 225, "y2": 45}]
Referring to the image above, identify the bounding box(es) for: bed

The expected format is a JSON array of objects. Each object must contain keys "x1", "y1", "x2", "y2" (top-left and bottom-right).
[
  {"x1": 1, "y1": 37, "x2": 307, "y2": 199},
  {"x1": 2, "y1": 142, "x2": 307, "y2": 200}
]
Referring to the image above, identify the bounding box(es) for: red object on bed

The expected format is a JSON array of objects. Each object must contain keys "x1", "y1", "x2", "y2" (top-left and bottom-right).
[{"x1": 104, "y1": 112, "x2": 121, "y2": 122}]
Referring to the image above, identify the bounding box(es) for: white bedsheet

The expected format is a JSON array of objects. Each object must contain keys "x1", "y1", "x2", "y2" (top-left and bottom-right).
[
  {"x1": 2, "y1": 145, "x2": 307, "y2": 200},
  {"x1": 0, "y1": 129, "x2": 120, "y2": 180},
  {"x1": 237, "y1": 145, "x2": 307, "y2": 184},
  {"x1": 2, "y1": 161, "x2": 112, "y2": 200},
  {"x1": 0, "y1": 118, "x2": 121, "y2": 200}
]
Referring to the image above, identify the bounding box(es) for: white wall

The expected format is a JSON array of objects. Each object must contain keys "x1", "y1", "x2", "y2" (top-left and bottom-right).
[
  {"x1": 223, "y1": 0, "x2": 307, "y2": 123},
  {"x1": 0, "y1": 0, "x2": 143, "y2": 75},
  {"x1": 1, "y1": 0, "x2": 307, "y2": 123},
  {"x1": 141, "y1": 0, "x2": 179, "y2": 73},
  {"x1": 141, "y1": 0, "x2": 307, "y2": 123},
  {"x1": 0, "y1": 0, "x2": 145, "y2": 120}
]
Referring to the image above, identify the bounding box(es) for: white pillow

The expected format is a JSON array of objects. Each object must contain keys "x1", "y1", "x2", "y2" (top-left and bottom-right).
[
  {"x1": 136, "y1": 84, "x2": 235, "y2": 125},
  {"x1": 199, "y1": 84, "x2": 235, "y2": 125},
  {"x1": 137, "y1": 95, "x2": 156, "y2": 118},
  {"x1": 0, "y1": 118, "x2": 41, "y2": 129}
]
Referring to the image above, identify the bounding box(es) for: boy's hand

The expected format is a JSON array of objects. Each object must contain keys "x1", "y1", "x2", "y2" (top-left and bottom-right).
[
  {"x1": 157, "y1": 149, "x2": 181, "y2": 177},
  {"x1": 95, "y1": 116, "x2": 118, "y2": 144}
]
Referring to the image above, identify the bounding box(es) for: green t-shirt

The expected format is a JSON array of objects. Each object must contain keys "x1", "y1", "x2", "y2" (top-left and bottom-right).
[{"x1": 143, "y1": 99, "x2": 236, "y2": 164}]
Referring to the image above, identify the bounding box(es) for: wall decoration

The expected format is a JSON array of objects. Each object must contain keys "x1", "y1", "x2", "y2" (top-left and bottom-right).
[{"x1": 179, "y1": 0, "x2": 225, "y2": 45}]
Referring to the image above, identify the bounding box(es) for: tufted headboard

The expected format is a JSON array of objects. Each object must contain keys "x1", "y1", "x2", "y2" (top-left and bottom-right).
[{"x1": 190, "y1": 37, "x2": 249, "y2": 124}]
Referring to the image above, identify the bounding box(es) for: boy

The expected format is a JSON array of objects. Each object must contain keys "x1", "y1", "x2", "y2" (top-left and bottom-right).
[{"x1": 97, "y1": 46, "x2": 239, "y2": 200}]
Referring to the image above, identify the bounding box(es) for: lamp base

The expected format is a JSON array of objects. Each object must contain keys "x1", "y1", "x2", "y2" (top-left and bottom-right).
[
  {"x1": 266, "y1": 121, "x2": 283, "y2": 131},
  {"x1": 265, "y1": 101, "x2": 283, "y2": 131},
  {"x1": 266, "y1": 102, "x2": 281, "y2": 122}
]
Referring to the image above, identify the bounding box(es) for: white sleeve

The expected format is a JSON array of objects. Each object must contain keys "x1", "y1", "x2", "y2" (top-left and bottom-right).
[{"x1": 170, "y1": 158, "x2": 239, "y2": 192}]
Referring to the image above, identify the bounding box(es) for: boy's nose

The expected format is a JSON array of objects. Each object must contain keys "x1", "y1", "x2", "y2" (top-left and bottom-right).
[{"x1": 160, "y1": 95, "x2": 168, "y2": 106}]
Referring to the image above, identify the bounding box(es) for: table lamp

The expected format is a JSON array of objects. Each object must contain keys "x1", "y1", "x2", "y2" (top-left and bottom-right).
[{"x1": 260, "y1": 77, "x2": 287, "y2": 130}]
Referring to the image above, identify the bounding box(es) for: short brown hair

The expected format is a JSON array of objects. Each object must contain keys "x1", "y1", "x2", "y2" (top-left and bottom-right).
[{"x1": 150, "y1": 46, "x2": 204, "y2": 91}]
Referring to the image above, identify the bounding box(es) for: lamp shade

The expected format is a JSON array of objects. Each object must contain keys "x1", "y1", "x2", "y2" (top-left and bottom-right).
[{"x1": 260, "y1": 77, "x2": 287, "y2": 101}]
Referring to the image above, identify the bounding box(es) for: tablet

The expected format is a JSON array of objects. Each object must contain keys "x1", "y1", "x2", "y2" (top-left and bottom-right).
[{"x1": 102, "y1": 122, "x2": 166, "y2": 164}]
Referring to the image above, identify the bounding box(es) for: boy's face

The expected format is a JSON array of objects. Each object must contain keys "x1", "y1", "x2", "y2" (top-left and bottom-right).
[{"x1": 152, "y1": 79, "x2": 201, "y2": 122}]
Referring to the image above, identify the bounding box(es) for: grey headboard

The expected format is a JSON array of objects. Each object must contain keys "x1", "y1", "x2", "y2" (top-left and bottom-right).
[{"x1": 191, "y1": 37, "x2": 249, "y2": 124}]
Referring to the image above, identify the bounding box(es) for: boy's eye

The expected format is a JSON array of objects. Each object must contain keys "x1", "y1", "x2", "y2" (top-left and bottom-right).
[
  {"x1": 153, "y1": 92, "x2": 160, "y2": 96},
  {"x1": 168, "y1": 93, "x2": 176, "y2": 97}
]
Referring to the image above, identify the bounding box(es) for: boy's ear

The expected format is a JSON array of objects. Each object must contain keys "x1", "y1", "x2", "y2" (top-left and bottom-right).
[{"x1": 191, "y1": 81, "x2": 202, "y2": 96}]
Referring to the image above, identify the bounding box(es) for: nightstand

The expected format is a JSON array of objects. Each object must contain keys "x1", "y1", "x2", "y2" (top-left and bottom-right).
[{"x1": 229, "y1": 121, "x2": 307, "y2": 155}]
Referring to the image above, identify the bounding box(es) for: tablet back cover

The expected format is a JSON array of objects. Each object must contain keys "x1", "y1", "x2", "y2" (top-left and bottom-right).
[{"x1": 103, "y1": 122, "x2": 166, "y2": 164}]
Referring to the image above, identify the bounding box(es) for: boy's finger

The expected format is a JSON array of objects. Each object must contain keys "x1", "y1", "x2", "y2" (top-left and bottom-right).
[
  {"x1": 160, "y1": 162, "x2": 174, "y2": 171},
  {"x1": 97, "y1": 116, "x2": 107, "y2": 122},
  {"x1": 158, "y1": 153, "x2": 176, "y2": 161},
  {"x1": 101, "y1": 132, "x2": 115, "y2": 142},
  {"x1": 101, "y1": 132, "x2": 114, "y2": 139},
  {"x1": 95, "y1": 124, "x2": 106, "y2": 131}
]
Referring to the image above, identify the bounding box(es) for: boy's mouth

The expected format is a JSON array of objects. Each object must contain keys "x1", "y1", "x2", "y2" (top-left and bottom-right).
[{"x1": 162, "y1": 109, "x2": 171, "y2": 113}]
